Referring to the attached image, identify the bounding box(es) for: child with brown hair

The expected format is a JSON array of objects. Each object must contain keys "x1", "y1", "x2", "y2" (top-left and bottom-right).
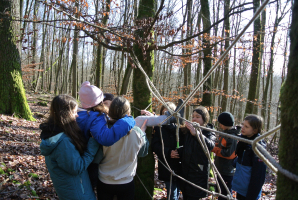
[
  {"x1": 40, "y1": 94, "x2": 100, "y2": 200},
  {"x1": 232, "y1": 114, "x2": 267, "y2": 200},
  {"x1": 97, "y1": 96, "x2": 149, "y2": 200},
  {"x1": 179, "y1": 106, "x2": 216, "y2": 200}
]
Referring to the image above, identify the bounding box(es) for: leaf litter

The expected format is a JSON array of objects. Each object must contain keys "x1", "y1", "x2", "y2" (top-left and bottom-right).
[{"x1": 0, "y1": 92, "x2": 278, "y2": 199}]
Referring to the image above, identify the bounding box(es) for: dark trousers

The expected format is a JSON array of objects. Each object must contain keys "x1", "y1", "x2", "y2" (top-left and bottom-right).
[
  {"x1": 217, "y1": 175, "x2": 233, "y2": 200},
  {"x1": 97, "y1": 179, "x2": 135, "y2": 200},
  {"x1": 236, "y1": 193, "x2": 247, "y2": 200}
]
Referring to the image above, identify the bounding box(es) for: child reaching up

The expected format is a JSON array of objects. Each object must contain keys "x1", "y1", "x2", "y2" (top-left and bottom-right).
[
  {"x1": 179, "y1": 106, "x2": 216, "y2": 200},
  {"x1": 97, "y1": 96, "x2": 149, "y2": 200},
  {"x1": 232, "y1": 114, "x2": 267, "y2": 200},
  {"x1": 212, "y1": 111, "x2": 240, "y2": 200}
]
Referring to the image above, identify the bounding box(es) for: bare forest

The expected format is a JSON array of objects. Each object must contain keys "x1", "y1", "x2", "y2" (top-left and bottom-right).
[{"x1": 1, "y1": 0, "x2": 297, "y2": 199}]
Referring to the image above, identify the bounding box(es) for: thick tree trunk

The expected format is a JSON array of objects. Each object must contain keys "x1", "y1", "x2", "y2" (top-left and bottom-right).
[
  {"x1": 132, "y1": 0, "x2": 155, "y2": 198},
  {"x1": 0, "y1": 0, "x2": 34, "y2": 121},
  {"x1": 276, "y1": 0, "x2": 298, "y2": 197}
]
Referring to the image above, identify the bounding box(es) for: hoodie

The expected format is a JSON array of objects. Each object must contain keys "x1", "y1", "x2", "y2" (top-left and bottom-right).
[{"x1": 40, "y1": 124, "x2": 99, "y2": 200}]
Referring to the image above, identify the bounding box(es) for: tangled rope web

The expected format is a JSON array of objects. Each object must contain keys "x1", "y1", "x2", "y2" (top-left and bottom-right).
[{"x1": 130, "y1": 0, "x2": 298, "y2": 199}]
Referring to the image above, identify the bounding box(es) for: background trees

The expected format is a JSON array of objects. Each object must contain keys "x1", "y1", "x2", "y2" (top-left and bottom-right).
[{"x1": 1, "y1": 0, "x2": 294, "y2": 198}]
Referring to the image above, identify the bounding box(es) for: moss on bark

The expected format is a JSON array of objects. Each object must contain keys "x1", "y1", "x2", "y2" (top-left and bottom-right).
[
  {"x1": 0, "y1": 0, "x2": 35, "y2": 121},
  {"x1": 276, "y1": 0, "x2": 298, "y2": 198}
]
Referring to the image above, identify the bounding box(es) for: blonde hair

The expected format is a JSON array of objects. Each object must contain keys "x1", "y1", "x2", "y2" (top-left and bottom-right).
[{"x1": 159, "y1": 102, "x2": 176, "y2": 115}]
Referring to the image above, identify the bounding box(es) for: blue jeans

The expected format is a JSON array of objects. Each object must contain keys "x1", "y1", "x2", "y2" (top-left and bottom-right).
[{"x1": 165, "y1": 181, "x2": 180, "y2": 200}]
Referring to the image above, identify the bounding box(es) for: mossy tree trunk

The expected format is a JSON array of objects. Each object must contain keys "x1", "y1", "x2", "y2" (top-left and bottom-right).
[
  {"x1": 0, "y1": 0, "x2": 34, "y2": 121},
  {"x1": 132, "y1": 0, "x2": 155, "y2": 199},
  {"x1": 276, "y1": 0, "x2": 298, "y2": 198}
]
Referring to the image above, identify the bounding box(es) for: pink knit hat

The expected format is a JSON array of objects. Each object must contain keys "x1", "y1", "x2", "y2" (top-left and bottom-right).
[{"x1": 79, "y1": 81, "x2": 104, "y2": 109}]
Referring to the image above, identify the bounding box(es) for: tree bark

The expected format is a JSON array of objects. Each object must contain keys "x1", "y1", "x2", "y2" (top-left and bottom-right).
[
  {"x1": 221, "y1": 0, "x2": 230, "y2": 111},
  {"x1": 132, "y1": 0, "x2": 155, "y2": 198},
  {"x1": 200, "y1": 0, "x2": 212, "y2": 107},
  {"x1": 276, "y1": 0, "x2": 298, "y2": 197},
  {"x1": 0, "y1": 0, "x2": 34, "y2": 121}
]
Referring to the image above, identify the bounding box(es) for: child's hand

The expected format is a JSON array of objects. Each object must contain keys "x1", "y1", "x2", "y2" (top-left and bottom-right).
[
  {"x1": 170, "y1": 150, "x2": 180, "y2": 158},
  {"x1": 140, "y1": 119, "x2": 148, "y2": 132},
  {"x1": 141, "y1": 110, "x2": 154, "y2": 116},
  {"x1": 185, "y1": 122, "x2": 197, "y2": 136}
]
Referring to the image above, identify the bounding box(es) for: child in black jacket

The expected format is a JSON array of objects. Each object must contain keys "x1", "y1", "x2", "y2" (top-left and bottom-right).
[
  {"x1": 232, "y1": 114, "x2": 267, "y2": 200},
  {"x1": 179, "y1": 106, "x2": 216, "y2": 200},
  {"x1": 212, "y1": 111, "x2": 240, "y2": 200}
]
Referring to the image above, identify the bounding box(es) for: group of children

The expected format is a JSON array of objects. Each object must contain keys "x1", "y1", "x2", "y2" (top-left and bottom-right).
[
  {"x1": 150, "y1": 102, "x2": 267, "y2": 200},
  {"x1": 40, "y1": 81, "x2": 149, "y2": 200},
  {"x1": 39, "y1": 80, "x2": 267, "y2": 200}
]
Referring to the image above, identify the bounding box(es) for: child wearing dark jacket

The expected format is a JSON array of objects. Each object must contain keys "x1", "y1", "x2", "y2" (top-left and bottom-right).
[
  {"x1": 232, "y1": 114, "x2": 267, "y2": 200},
  {"x1": 212, "y1": 111, "x2": 240, "y2": 200},
  {"x1": 179, "y1": 106, "x2": 216, "y2": 200},
  {"x1": 151, "y1": 102, "x2": 182, "y2": 200}
]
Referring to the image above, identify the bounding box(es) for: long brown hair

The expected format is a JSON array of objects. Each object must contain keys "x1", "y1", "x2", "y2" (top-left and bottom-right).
[
  {"x1": 48, "y1": 95, "x2": 87, "y2": 155},
  {"x1": 108, "y1": 97, "x2": 131, "y2": 134},
  {"x1": 87, "y1": 102, "x2": 109, "y2": 116}
]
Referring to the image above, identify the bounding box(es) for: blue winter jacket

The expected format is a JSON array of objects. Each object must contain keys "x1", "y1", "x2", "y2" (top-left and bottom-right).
[
  {"x1": 232, "y1": 133, "x2": 267, "y2": 200},
  {"x1": 40, "y1": 132, "x2": 100, "y2": 200},
  {"x1": 76, "y1": 111, "x2": 135, "y2": 146}
]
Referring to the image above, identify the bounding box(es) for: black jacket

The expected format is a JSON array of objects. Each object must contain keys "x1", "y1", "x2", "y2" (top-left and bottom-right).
[
  {"x1": 152, "y1": 124, "x2": 181, "y2": 182},
  {"x1": 213, "y1": 126, "x2": 241, "y2": 176},
  {"x1": 179, "y1": 123, "x2": 216, "y2": 199}
]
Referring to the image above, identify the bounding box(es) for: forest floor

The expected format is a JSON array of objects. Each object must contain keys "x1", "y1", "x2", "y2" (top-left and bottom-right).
[{"x1": 0, "y1": 92, "x2": 277, "y2": 199}]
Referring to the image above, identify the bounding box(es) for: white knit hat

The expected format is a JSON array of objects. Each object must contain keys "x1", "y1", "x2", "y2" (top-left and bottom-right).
[{"x1": 79, "y1": 81, "x2": 103, "y2": 109}]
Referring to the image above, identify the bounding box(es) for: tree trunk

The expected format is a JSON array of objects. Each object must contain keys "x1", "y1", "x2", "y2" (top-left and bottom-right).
[
  {"x1": 245, "y1": 0, "x2": 261, "y2": 115},
  {"x1": 95, "y1": 0, "x2": 110, "y2": 88},
  {"x1": 0, "y1": 0, "x2": 34, "y2": 121},
  {"x1": 276, "y1": 0, "x2": 298, "y2": 197},
  {"x1": 200, "y1": 0, "x2": 212, "y2": 107},
  {"x1": 221, "y1": 0, "x2": 230, "y2": 111},
  {"x1": 132, "y1": 0, "x2": 155, "y2": 198}
]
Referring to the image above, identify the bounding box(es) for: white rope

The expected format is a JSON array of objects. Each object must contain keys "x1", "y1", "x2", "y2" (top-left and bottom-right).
[
  {"x1": 136, "y1": 174, "x2": 154, "y2": 199},
  {"x1": 128, "y1": 0, "x2": 298, "y2": 198}
]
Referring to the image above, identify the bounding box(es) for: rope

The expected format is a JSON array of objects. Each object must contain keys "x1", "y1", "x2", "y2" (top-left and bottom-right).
[
  {"x1": 136, "y1": 174, "x2": 154, "y2": 200},
  {"x1": 128, "y1": 0, "x2": 298, "y2": 197}
]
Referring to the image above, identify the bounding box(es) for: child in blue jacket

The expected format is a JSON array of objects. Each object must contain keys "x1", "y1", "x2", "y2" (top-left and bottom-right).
[
  {"x1": 232, "y1": 114, "x2": 267, "y2": 200},
  {"x1": 76, "y1": 81, "x2": 135, "y2": 190}
]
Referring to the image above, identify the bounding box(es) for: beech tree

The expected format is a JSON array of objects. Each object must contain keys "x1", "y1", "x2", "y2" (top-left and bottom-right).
[
  {"x1": 0, "y1": 0, "x2": 34, "y2": 121},
  {"x1": 276, "y1": 0, "x2": 298, "y2": 197}
]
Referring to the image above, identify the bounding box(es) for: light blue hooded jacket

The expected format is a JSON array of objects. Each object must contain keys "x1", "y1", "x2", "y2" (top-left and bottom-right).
[{"x1": 40, "y1": 133, "x2": 99, "y2": 200}]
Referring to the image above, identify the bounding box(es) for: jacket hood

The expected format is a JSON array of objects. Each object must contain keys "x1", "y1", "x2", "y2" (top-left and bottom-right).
[
  {"x1": 76, "y1": 110, "x2": 107, "y2": 138},
  {"x1": 225, "y1": 125, "x2": 241, "y2": 135},
  {"x1": 40, "y1": 122, "x2": 64, "y2": 140},
  {"x1": 40, "y1": 133, "x2": 66, "y2": 156}
]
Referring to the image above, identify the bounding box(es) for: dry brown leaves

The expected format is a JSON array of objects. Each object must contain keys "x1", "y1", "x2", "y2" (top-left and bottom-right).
[{"x1": 0, "y1": 93, "x2": 278, "y2": 199}]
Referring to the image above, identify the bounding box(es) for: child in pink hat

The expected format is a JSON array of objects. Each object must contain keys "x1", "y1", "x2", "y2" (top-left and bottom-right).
[{"x1": 76, "y1": 81, "x2": 135, "y2": 191}]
